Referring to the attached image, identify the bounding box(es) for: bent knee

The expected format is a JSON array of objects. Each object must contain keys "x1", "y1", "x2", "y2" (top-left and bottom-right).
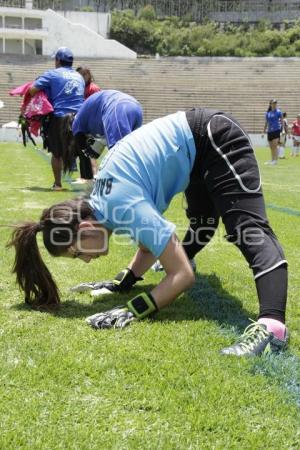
[{"x1": 184, "y1": 268, "x2": 196, "y2": 289}]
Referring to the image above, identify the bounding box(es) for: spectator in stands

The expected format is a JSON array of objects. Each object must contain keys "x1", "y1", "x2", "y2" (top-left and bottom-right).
[
  {"x1": 10, "y1": 108, "x2": 288, "y2": 358},
  {"x1": 76, "y1": 66, "x2": 101, "y2": 99},
  {"x1": 72, "y1": 66, "x2": 102, "y2": 184},
  {"x1": 28, "y1": 47, "x2": 85, "y2": 191},
  {"x1": 263, "y1": 99, "x2": 282, "y2": 165},
  {"x1": 278, "y1": 112, "x2": 289, "y2": 159},
  {"x1": 61, "y1": 90, "x2": 143, "y2": 176},
  {"x1": 291, "y1": 114, "x2": 300, "y2": 157},
  {"x1": 18, "y1": 114, "x2": 36, "y2": 148}
]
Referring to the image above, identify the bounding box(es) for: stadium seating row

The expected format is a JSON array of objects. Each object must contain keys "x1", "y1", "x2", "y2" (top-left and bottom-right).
[{"x1": 0, "y1": 54, "x2": 299, "y2": 133}]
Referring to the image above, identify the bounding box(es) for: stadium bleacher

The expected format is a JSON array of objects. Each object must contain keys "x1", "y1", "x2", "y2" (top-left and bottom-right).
[{"x1": 1, "y1": 54, "x2": 300, "y2": 133}]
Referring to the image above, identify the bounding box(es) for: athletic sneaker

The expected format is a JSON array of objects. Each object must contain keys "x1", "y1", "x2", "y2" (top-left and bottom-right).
[
  {"x1": 71, "y1": 178, "x2": 90, "y2": 185},
  {"x1": 151, "y1": 258, "x2": 197, "y2": 272},
  {"x1": 51, "y1": 183, "x2": 63, "y2": 191},
  {"x1": 220, "y1": 321, "x2": 288, "y2": 357},
  {"x1": 264, "y1": 160, "x2": 278, "y2": 165}
]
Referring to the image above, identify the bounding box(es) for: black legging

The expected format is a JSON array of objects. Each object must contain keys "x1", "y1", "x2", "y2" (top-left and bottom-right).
[
  {"x1": 78, "y1": 152, "x2": 93, "y2": 180},
  {"x1": 184, "y1": 109, "x2": 287, "y2": 323}
]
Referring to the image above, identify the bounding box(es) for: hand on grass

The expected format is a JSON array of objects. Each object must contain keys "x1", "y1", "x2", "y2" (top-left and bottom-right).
[
  {"x1": 86, "y1": 306, "x2": 136, "y2": 329},
  {"x1": 70, "y1": 280, "x2": 120, "y2": 295}
]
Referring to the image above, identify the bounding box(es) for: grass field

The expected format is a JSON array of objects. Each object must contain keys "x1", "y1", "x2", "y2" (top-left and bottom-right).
[{"x1": 0, "y1": 142, "x2": 299, "y2": 449}]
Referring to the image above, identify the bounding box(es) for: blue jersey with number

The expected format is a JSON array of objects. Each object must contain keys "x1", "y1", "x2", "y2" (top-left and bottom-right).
[
  {"x1": 72, "y1": 90, "x2": 143, "y2": 148},
  {"x1": 265, "y1": 109, "x2": 282, "y2": 133},
  {"x1": 34, "y1": 67, "x2": 85, "y2": 116},
  {"x1": 89, "y1": 111, "x2": 196, "y2": 257}
]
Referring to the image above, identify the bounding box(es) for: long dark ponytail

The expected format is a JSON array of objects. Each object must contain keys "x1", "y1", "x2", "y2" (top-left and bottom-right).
[
  {"x1": 9, "y1": 222, "x2": 60, "y2": 307},
  {"x1": 8, "y1": 198, "x2": 94, "y2": 308},
  {"x1": 61, "y1": 113, "x2": 79, "y2": 174}
]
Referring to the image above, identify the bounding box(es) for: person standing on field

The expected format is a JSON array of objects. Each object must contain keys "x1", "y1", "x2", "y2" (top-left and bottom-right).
[
  {"x1": 263, "y1": 99, "x2": 282, "y2": 165},
  {"x1": 76, "y1": 66, "x2": 101, "y2": 99},
  {"x1": 72, "y1": 66, "x2": 102, "y2": 183},
  {"x1": 278, "y1": 112, "x2": 288, "y2": 159},
  {"x1": 291, "y1": 114, "x2": 300, "y2": 157},
  {"x1": 29, "y1": 47, "x2": 85, "y2": 190}
]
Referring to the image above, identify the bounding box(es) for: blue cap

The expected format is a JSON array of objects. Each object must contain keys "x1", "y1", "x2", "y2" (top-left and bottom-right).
[{"x1": 52, "y1": 47, "x2": 73, "y2": 63}]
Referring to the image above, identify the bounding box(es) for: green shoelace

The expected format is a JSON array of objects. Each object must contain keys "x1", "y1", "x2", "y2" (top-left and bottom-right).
[{"x1": 237, "y1": 321, "x2": 270, "y2": 351}]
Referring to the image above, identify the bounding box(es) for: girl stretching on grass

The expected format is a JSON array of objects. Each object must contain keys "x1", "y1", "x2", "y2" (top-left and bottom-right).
[{"x1": 9, "y1": 108, "x2": 288, "y2": 357}]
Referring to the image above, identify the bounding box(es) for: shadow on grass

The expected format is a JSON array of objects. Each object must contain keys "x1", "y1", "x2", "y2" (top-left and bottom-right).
[
  {"x1": 153, "y1": 273, "x2": 253, "y2": 332},
  {"x1": 19, "y1": 186, "x2": 69, "y2": 192},
  {"x1": 12, "y1": 274, "x2": 253, "y2": 331}
]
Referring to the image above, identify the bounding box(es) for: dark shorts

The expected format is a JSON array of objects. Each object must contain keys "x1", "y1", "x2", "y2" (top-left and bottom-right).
[
  {"x1": 267, "y1": 130, "x2": 280, "y2": 142},
  {"x1": 47, "y1": 114, "x2": 65, "y2": 158}
]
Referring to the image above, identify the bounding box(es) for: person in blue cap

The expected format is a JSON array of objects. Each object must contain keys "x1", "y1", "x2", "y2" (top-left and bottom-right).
[
  {"x1": 29, "y1": 47, "x2": 85, "y2": 190},
  {"x1": 9, "y1": 108, "x2": 288, "y2": 357}
]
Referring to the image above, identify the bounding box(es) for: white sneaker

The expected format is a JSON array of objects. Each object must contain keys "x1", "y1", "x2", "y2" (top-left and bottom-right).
[
  {"x1": 151, "y1": 258, "x2": 196, "y2": 272},
  {"x1": 264, "y1": 160, "x2": 277, "y2": 165},
  {"x1": 71, "y1": 178, "x2": 90, "y2": 185},
  {"x1": 151, "y1": 260, "x2": 164, "y2": 272}
]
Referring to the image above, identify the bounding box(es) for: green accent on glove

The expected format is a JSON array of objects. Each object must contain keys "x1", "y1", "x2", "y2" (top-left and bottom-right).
[
  {"x1": 127, "y1": 292, "x2": 158, "y2": 320},
  {"x1": 113, "y1": 268, "x2": 142, "y2": 292}
]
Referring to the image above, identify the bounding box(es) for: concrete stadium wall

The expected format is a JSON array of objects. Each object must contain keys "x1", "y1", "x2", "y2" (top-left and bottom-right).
[
  {"x1": 56, "y1": 10, "x2": 110, "y2": 38},
  {"x1": 0, "y1": 6, "x2": 136, "y2": 58},
  {"x1": 43, "y1": 9, "x2": 136, "y2": 59}
]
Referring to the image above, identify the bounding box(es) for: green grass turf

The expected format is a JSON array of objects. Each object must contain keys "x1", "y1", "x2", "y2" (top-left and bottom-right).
[{"x1": 0, "y1": 142, "x2": 299, "y2": 449}]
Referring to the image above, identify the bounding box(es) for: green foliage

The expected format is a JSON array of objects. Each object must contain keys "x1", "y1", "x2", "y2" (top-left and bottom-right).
[
  {"x1": 138, "y1": 4, "x2": 156, "y2": 21},
  {"x1": 0, "y1": 143, "x2": 300, "y2": 449},
  {"x1": 111, "y1": 11, "x2": 300, "y2": 57},
  {"x1": 110, "y1": 10, "x2": 160, "y2": 54},
  {"x1": 81, "y1": 6, "x2": 94, "y2": 12}
]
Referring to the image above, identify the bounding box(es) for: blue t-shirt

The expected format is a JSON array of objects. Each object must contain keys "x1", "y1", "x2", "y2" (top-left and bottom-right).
[
  {"x1": 265, "y1": 109, "x2": 282, "y2": 133},
  {"x1": 89, "y1": 111, "x2": 196, "y2": 258},
  {"x1": 34, "y1": 67, "x2": 85, "y2": 116},
  {"x1": 72, "y1": 90, "x2": 143, "y2": 148}
]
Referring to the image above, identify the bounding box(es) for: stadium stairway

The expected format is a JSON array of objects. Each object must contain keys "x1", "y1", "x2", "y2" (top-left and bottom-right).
[{"x1": 1, "y1": 54, "x2": 300, "y2": 133}]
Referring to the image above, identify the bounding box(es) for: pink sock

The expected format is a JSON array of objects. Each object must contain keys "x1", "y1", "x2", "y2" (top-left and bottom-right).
[{"x1": 258, "y1": 318, "x2": 286, "y2": 340}]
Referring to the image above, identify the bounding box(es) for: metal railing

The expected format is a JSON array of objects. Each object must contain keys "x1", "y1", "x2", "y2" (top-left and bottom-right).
[
  {"x1": 0, "y1": 0, "x2": 25, "y2": 7},
  {"x1": 1, "y1": 0, "x2": 300, "y2": 23},
  {"x1": 0, "y1": 24, "x2": 47, "y2": 30}
]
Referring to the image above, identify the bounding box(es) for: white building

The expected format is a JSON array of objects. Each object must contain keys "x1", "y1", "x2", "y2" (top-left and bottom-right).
[{"x1": 0, "y1": 5, "x2": 136, "y2": 59}]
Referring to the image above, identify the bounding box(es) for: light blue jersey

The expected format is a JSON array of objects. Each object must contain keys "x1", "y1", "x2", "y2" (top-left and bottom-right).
[
  {"x1": 34, "y1": 67, "x2": 85, "y2": 116},
  {"x1": 90, "y1": 111, "x2": 196, "y2": 257}
]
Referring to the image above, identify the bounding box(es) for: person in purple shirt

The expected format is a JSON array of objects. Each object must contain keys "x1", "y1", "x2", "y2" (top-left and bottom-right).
[
  {"x1": 72, "y1": 90, "x2": 143, "y2": 149},
  {"x1": 263, "y1": 99, "x2": 283, "y2": 165},
  {"x1": 29, "y1": 47, "x2": 85, "y2": 190},
  {"x1": 61, "y1": 90, "x2": 143, "y2": 178}
]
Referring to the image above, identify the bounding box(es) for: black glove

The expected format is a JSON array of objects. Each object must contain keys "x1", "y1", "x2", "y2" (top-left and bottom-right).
[
  {"x1": 75, "y1": 133, "x2": 101, "y2": 159},
  {"x1": 81, "y1": 145, "x2": 100, "y2": 160},
  {"x1": 70, "y1": 268, "x2": 142, "y2": 296},
  {"x1": 86, "y1": 306, "x2": 136, "y2": 329}
]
